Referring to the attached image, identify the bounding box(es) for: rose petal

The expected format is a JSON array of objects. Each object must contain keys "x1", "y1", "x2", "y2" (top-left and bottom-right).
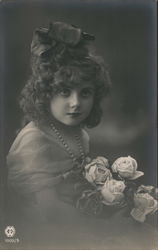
[
  {"x1": 85, "y1": 172, "x2": 93, "y2": 183},
  {"x1": 101, "y1": 189, "x2": 115, "y2": 203},
  {"x1": 137, "y1": 185, "x2": 154, "y2": 194},
  {"x1": 95, "y1": 156, "x2": 109, "y2": 167},
  {"x1": 128, "y1": 171, "x2": 144, "y2": 180},
  {"x1": 111, "y1": 163, "x2": 117, "y2": 173},
  {"x1": 84, "y1": 162, "x2": 94, "y2": 171},
  {"x1": 130, "y1": 208, "x2": 146, "y2": 222}
]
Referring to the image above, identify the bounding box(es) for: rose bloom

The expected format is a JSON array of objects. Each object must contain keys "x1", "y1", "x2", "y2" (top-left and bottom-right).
[
  {"x1": 154, "y1": 188, "x2": 158, "y2": 200},
  {"x1": 130, "y1": 192, "x2": 158, "y2": 222},
  {"x1": 111, "y1": 156, "x2": 144, "y2": 180},
  {"x1": 137, "y1": 185, "x2": 155, "y2": 194},
  {"x1": 84, "y1": 156, "x2": 111, "y2": 185},
  {"x1": 101, "y1": 179, "x2": 126, "y2": 206},
  {"x1": 137, "y1": 185, "x2": 158, "y2": 200}
]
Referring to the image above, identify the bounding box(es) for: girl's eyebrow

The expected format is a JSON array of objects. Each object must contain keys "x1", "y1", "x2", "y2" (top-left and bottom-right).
[
  {"x1": 85, "y1": 86, "x2": 94, "y2": 89},
  {"x1": 58, "y1": 83, "x2": 95, "y2": 91},
  {"x1": 58, "y1": 85, "x2": 72, "y2": 90},
  {"x1": 82, "y1": 86, "x2": 95, "y2": 90}
]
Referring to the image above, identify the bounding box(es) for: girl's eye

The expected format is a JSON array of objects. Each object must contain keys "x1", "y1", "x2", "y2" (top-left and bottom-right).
[
  {"x1": 81, "y1": 88, "x2": 94, "y2": 98},
  {"x1": 59, "y1": 88, "x2": 71, "y2": 97}
]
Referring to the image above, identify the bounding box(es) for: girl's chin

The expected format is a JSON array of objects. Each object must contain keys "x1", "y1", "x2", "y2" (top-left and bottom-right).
[
  {"x1": 51, "y1": 116, "x2": 83, "y2": 127},
  {"x1": 62, "y1": 121, "x2": 82, "y2": 127}
]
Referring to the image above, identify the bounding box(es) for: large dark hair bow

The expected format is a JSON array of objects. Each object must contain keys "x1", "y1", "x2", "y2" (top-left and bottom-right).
[{"x1": 31, "y1": 21, "x2": 95, "y2": 57}]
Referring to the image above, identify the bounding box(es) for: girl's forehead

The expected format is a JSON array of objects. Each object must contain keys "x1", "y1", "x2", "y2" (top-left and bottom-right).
[
  {"x1": 54, "y1": 65, "x2": 97, "y2": 88},
  {"x1": 64, "y1": 82, "x2": 95, "y2": 90},
  {"x1": 56, "y1": 77, "x2": 96, "y2": 88}
]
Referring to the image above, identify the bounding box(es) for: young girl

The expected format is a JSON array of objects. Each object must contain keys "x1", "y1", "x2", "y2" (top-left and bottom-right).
[{"x1": 6, "y1": 21, "x2": 157, "y2": 249}]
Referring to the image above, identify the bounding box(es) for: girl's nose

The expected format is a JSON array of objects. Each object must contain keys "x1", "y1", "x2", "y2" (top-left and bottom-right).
[{"x1": 69, "y1": 92, "x2": 80, "y2": 108}]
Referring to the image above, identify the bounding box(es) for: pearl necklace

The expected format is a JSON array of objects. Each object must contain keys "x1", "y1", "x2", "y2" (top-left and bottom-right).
[{"x1": 50, "y1": 123, "x2": 85, "y2": 169}]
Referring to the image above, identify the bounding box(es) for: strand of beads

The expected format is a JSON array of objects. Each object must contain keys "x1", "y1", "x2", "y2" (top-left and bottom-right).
[{"x1": 50, "y1": 123, "x2": 85, "y2": 168}]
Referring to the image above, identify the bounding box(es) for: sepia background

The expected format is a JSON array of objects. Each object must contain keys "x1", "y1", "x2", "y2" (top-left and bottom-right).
[{"x1": 0, "y1": 0, "x2": 157, "y2": 188}]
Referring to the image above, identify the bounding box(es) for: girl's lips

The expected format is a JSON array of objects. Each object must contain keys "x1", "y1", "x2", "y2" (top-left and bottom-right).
[{"x1": 67, "y1": 113, "x2": 81, "y2": 117}]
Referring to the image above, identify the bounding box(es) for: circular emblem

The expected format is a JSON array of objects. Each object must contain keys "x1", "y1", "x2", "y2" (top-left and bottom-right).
[{"x1": 5, "y1": 226, "x2": 16, "y2": 238}]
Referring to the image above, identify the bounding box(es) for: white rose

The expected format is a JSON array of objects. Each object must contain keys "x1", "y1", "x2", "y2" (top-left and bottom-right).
[
  {"x1": 94, "y1": 156, "x2": 109, "y2": 168},
  {"x1": 137, "y1": 185, "x2": 154, "y2": 194},
  {"x1": 130, "y1": 192, "x2": 158, "y2": 222},
  {"x1": 84, "y1": 156, "x2": 111, "y2": 185},
  {"x1": 154, "y1": 188, "x2": 158, "y2": 200},
  {"x1": 101, "y1": 179, "x2": 126, "y2": 206},
  {"x1": 111, "y1": 156, "x2": 144, "y2": 180}
]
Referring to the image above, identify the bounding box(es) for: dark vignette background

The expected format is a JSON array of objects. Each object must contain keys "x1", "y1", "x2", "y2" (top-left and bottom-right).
[{"x1": 0, "y1": 0, "x2": 157, "y2": 193}]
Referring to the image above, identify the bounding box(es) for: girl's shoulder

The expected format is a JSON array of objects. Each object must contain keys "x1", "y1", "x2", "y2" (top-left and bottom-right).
[
  {"x1": 9, "y1": 122, "x2": 47, "y2": 152},
  {"x1": 18, "y1": 121, "x2": 41, "y2": 136}
]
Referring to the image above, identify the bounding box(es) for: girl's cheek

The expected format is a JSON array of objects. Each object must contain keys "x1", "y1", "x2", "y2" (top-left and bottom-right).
[{"x1": 90, "y1": 97, "x2": 95, "y2": 108}]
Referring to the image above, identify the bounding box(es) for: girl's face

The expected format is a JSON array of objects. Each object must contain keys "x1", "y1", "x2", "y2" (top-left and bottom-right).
[{"x1": 50, "y1": 83, "x2": 95, "y2": 126}]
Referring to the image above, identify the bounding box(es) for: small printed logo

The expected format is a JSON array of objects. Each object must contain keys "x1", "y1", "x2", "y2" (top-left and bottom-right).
[
  {"x1": 5, "y1": 226, "x2": 16, "y2": 238},
  {"x1": 4, "y1": 225, "x2": 19, "y2": 243}
]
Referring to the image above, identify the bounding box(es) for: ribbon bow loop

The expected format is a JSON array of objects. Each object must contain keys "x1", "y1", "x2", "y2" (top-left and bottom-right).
[
  {"x1": 31, "y1": 21, "x2": 95, "y2": 57},
  {"x1": 31, "y1": 27, "x2": 56, "y2": 57}
]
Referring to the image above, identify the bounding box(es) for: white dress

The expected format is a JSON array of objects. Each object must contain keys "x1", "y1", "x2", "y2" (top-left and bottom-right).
[{"x1": 7, "y1": 121, "x2": 158, "y2": 249}]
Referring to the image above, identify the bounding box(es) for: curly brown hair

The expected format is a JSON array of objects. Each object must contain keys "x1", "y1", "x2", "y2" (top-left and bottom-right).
[{"x1": 19, "y1": 22, "x2": 111, "y2": 128}]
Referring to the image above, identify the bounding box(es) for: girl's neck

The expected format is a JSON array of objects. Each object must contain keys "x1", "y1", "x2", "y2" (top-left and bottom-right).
[{"x1": 49, "y1": 117, "x2": 82, "y2": 135}]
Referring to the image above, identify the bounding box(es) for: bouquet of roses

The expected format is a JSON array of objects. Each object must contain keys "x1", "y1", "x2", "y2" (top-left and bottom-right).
[{"x1": 75, "y1": 156, "x2": 158, "y2": 223}]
